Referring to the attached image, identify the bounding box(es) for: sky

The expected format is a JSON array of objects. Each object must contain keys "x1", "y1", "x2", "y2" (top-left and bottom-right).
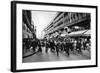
[{"x1": 31, "y1": 11, "x2": 57, "y2": 39}]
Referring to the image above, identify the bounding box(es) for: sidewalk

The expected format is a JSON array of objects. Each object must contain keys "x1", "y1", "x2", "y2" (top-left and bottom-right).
[{"x1": 23, "y1": 50, "x2": 37, "y2": 58}]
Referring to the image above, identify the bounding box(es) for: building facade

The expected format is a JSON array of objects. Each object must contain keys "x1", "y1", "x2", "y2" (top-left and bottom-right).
[
  {"x1": 23, "y1": 10, "x2": 36, "y2": 39},
  {"x1": 44, "y1": 12, "x2": 90, "y2": 39}
]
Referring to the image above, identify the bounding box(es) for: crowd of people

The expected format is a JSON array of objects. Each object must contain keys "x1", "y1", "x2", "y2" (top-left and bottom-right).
[{"x1": 23, "y1": 37, "x2": 91, "y2": 57}]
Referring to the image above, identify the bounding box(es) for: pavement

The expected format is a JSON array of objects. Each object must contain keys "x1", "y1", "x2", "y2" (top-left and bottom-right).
[{"x1": 23, "y1": 47, "x2": 91, "y2": 63}]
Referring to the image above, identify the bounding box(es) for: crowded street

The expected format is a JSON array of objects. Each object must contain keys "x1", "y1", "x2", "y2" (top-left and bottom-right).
[{"x1": 22, "y1": 10, "x2": 91, "y2": 63}]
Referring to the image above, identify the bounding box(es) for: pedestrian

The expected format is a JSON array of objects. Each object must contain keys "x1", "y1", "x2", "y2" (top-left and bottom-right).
[
  {"x1": 83, "y1": 41, "x2": 87, "y2": 50},
  {"x1": 55, "y1": 41, "x2": 59, "y2": 56},
  {"x1": 76, "y1": 40, "x2": 82, "y2": 54},
  {"x1": 38, "y1": 40, "x2": 42, "y2": 52},
  {"x1": 45, "y1": 41, "x2": 49, "y2": 53},
  {"x1": 31, "y1": 39, "x2": 37, "y2": 53},
  {"x1": 65, "y1": 41, "x2": 70, "y2": 56},
  {"x1": 73, "y1": 40, "x2": 77, "y2": 54},
  {"x1": 50, "y1": 40, "x2": 55, "y2": 52}
]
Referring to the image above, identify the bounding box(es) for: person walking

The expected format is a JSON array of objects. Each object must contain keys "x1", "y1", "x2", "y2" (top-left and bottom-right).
[
  {"x1": 55, "y1": 41, "x2": 59, "y2": 56},
  {"x1": 38, "y1": 40, "x2": 42, "y2": 52},
  {"x1": 65, "y1": 41, "x2": 70, "y2": 56},
  {"x1": 50, "y1": 40, "x2": 55, "y2": 52},
  {"x1": 45, "y1": 41, "x2": 49, "y2": 53}
]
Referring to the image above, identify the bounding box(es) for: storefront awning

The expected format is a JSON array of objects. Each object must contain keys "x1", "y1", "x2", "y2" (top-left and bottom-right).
[{"x1": 68, "y1": 30, "x2": 91, "y2": 37}]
